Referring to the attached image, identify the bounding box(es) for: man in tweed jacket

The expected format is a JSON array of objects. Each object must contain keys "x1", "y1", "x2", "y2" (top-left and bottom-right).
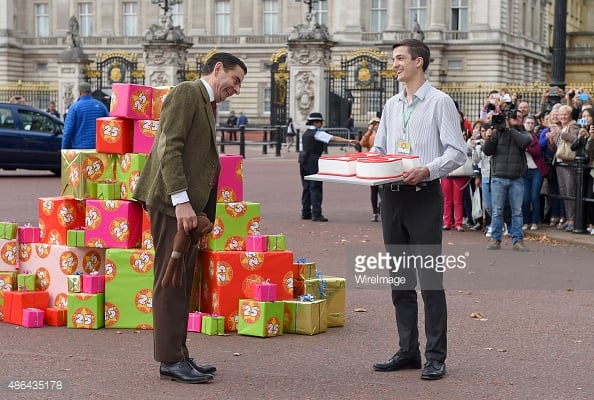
[{"x1": 134, "y1": 53, "x2": 247, "y2": 384}]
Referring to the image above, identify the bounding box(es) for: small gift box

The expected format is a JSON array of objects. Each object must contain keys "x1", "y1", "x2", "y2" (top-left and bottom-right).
[
  {"x1": 267, "y1": 234, "x2": 286, "y2": 251},
  {"x1": 201, "y1": 315, "x2": 225, "y2": 335},
  {"x1": 17, "y1": 225, "x2": 41, "y2": 244},
  {"x1": 284, "y1": 297, "x2": 327, "y2": 335},
  {"x1": 22, "y1": 307, "x2": 44, "y2": 328},
  {"x1": 245, "y1": 235, "x2": 268, "y2": 252},
  {"x1": 67, "y1": 274, "x2": 82, "y2": 293},
  {"x1": 82, "y1": 273, "x2": 105, "y2": 294},
  {"x1": 253, "y1": 281, "x2": 277, "y2": 302},
  {"x1": 188, "y1": 311, "x2": 205, "y2": 333},
  {"x1": 0, "y1": 222, "x2": 18, "y2": 240},
  {"x1": 97, "y1": 180, "x2": 121, "y2": 200},
  {"x1": 293, "y1": 260, "x2": 317, "y2": 280},
  {"x1": 67, "y1": 229, "x2": 86, "y2": 247},
  {"x1": 17, "y1": 273, "x2": 36, "y2": 292},
  {"x1": 45, "y1": 307, "x2": 67, "y2": 327}
]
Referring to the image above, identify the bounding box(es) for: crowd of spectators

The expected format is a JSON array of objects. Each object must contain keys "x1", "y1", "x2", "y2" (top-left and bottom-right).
[{"x1": 446, "y1": 86, "x2": 594, "y2": 237}]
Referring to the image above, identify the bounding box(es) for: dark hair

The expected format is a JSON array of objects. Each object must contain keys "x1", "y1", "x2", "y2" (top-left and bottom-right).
[
  {"x1": 201, "y1": 52, "x2": 248, "y2": 75},
  {"x1": 581, "y1": 107, "x2": 594, "y2": 121},
  {"x1": 392, "y1": 39, "x2": 430, "y2": 72}
]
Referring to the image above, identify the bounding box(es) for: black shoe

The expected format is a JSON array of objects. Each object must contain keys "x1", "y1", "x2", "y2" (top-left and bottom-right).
[
  {"x1": 188, "y1": 358, "x2": 217, "y2": 374},
  {"x1": 301, "y1": 215, "x2": 312, "y2": 220},
  {"x1": 312, "y1": 215, "x2": 328, "y2": 222},
  {"x1": 373, "y1": 352, "x2": 422, "y2": 372},
  {"x1": 159, "y1": 360, "x2": 213, "y2": 383},
  {"x1": 420, "y1": 359, "x2": 446, "y2": 380}
]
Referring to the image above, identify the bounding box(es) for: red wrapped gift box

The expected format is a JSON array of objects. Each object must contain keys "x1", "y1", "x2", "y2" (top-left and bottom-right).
[
  {"x1": 45, "y1": 307, "x2": 67, "y2": 327},
  {"x1": 3, "y1": 291, "x2": 49, "y2": 325}
]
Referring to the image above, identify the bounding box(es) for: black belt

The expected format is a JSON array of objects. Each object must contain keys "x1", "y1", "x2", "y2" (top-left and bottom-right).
[{"x1": 389, "y1": 179, "x2": 440, "y2": 192}]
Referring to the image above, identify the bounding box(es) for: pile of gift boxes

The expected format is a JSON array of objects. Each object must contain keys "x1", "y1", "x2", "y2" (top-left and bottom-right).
[{"x1": 0, "y1": 82, "x2": 347, "y2": 337}]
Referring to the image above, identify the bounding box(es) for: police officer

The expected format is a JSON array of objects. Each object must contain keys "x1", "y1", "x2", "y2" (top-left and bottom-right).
[{"x1": 299, "y1": 112, "x2": 359, "y2": 222}]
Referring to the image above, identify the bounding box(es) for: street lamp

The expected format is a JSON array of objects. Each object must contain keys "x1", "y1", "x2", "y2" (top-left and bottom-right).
[
  {"x1": 151, "y1": 0, "x2": 182, "y2": 14},
  {"x1": 294, "y1": 0, "x2": 325, "y2": 15}
]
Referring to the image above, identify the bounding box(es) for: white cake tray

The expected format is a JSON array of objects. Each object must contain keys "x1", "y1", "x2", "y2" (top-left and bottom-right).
[{"x1": 304, "y1": 174, "x2": 404, "y2": 186}]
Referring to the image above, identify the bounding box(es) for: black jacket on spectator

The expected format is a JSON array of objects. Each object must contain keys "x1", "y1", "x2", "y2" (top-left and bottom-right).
[{"x1": 483, "y1": 127, "x2": 532, "y2": 179}]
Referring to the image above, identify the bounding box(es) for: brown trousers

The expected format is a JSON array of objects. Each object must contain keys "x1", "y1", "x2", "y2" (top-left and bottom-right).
[{"x1": 149, "y1": 191, "x2": 216, "y2": 363}]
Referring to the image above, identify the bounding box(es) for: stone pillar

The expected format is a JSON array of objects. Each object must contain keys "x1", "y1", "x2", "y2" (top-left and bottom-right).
[
  {"x1": 56, "y1": 30, "x2": 90, "y2": 117},
  {"x1": 287, "y1": 14, "x2": 335, "y2": 135},
  {"x1": 429, "y1": 1, "x2": 448, "y2": 31},
  {"x1": 142, "y1": 41, "x2": 193, "y2": 86},
  {"x1": 386, "y1": 0, "x2": 405, "y2": 31}
]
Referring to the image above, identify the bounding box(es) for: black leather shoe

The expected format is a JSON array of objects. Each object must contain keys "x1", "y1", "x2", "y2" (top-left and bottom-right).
[
  {"x1": 188, "y1": 358, "x2": 217, "y2": 374},
  {"x1": 159, "y1": 360, "x2": 213, "y2": 383},
  {"x1": 312, "y1": 215, "x2": 328, "y2": 222},
  {"x1": 301, "y1": 215, "x2": 312, "y2": 220},
  {"x1": 373, "y1": 352, "x2": 422, "y2": 372},
  {"x1": 421, "y1": 360, "x2": 446, "y2": 380}
]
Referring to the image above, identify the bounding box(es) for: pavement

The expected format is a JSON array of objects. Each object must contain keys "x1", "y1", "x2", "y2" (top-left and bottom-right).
[{"x1": 1, "y1": 144, "x2": 594, "y2": 400}]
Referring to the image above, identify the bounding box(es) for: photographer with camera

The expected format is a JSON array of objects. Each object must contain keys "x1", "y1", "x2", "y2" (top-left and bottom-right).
[{"x1": 482, "y1": 110, "x2": 532, "y2": 251}]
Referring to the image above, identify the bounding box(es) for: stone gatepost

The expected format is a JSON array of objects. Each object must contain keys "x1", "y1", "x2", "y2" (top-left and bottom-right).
[
  {"x1": 142, "y1": 9, "x2": 192, "y2": 86},
  {"x1": 142, "y1": 41, "x2": 193, "y2": 87},
  {"x1": 56, "y1": 16, "x2": 90, "y2": 117},
  {"x1": 287, "y1": 10, "x2": 336, "y2": 146}
]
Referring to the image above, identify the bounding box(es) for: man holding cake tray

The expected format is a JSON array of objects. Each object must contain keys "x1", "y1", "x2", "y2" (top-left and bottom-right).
[{"x1": 370, "y1": 39, "x2": 467, "y2": 380}]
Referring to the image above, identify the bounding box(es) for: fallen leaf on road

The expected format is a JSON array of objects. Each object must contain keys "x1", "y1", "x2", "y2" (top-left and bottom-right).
[
  {"x1": 233, "y1": 353, "x2": 241, "y2": 356},
  {"x1": 353, "y1": 308, "x2": 367, "y2": 312},
  {"x1": 497, "y1": 349, "x2": 507, "y2": 352},
  {"x1": 470, "y1": 312, "x2": 483, "y2": 319},
  {"x1": 483, "y1": 347, "x2": 493, "y2": 351}
]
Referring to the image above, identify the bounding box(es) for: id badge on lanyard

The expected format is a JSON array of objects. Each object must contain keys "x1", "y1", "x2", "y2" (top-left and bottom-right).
[{"x1": 397, "y1": 101, "x2": 416, "y2": 155}]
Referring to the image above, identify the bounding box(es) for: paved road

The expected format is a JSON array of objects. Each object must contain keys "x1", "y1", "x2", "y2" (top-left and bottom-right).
[{"x1": 1, "y1": 150, "x2": 593, "y2": 400}]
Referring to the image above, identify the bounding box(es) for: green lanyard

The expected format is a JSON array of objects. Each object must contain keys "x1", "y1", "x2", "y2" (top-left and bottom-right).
[{"x1": 401, "y1": 100, "x2": 418, "y2": 138}]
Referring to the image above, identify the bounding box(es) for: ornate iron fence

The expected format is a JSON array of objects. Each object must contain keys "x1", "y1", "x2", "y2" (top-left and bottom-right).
[{"x1": 0, "y1": 81, "x2": 59, "y2": 112}]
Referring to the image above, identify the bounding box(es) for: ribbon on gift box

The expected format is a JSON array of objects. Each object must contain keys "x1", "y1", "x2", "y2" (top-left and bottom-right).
[
  {"x1": 298, "y1": 294, "x2": 316, "y2": 302},
  {"x1": 315, "y1": 272, "x2": 327, "y2": 298}
]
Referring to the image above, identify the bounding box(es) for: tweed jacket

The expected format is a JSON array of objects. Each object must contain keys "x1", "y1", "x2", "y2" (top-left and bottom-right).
[{"x1": 133, "y1": 80, "x2": 220, "y2": 220}]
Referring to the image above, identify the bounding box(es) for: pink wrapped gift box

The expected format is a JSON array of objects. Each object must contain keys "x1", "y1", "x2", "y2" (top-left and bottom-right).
[
  {"x1": 217, "y1": 155, "x2": 243, "y2": 202},
  {"x1": 245, "y1": 235, "x2": 268, "y2": 252},
  {"x1": 187, "y1": 311, "x2": 205, "y2": 333},
  {"x1": 82, "y1": 273, "x2": 105, "y2": 294},
  {"x1": 110, "y1": 83, "x2": 153, "y2": 120},
  {"x1": 85, "y1": 199, "x2": 143, "y2": 249},
  {"x1": 17, "y1": 243, "x2": 106, "y2": 309},
  {"x1": 133, "y1": 120, "x2": 158, "y2": 154},
  {"x1": 252, "y1": 281, "x2": 278, "y2": 302},
  {"x1": 18, "y1": 226, "x2": 41, "y2": 244},
  {"x1": 22, "y1": 307, "x2": 44, "y2": 328}
]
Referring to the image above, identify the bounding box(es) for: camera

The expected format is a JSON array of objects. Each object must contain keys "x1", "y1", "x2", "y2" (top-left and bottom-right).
[
  {"x1": 490, "y1": 110, "x2": 515, "y2": 130},
  {"x1": 578, "y1": 118, "x2": 588, "y2": 128},
  {"x1": 491, "y1": 114, "x2": 507, "y2": 130}
]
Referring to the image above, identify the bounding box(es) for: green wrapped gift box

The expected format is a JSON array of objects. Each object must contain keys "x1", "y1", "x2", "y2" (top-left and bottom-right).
[
  {"x1": 237, "y1": 299, "x2": 283, "y2": 338},
  {"x1": 267, "y1": 234, "x2": 286, "y2": 251},
  {"x1": 104, "y1": 248, "x2": 154, "y2": 330},
  {"x1": 0, "y1": 222, "x2": 18, "y2": 240},
  {"x1": 67, "y1": 293, "x2": 105, "y2": 329},
  {"x1": 201, "y1": 315, "x2": 225, "y2": 335}
]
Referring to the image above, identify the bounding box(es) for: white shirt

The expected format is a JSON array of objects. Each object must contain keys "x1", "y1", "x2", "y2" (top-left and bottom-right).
[{"x1": 371, "y1": 80, "x2": 467, "y2": 180}]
